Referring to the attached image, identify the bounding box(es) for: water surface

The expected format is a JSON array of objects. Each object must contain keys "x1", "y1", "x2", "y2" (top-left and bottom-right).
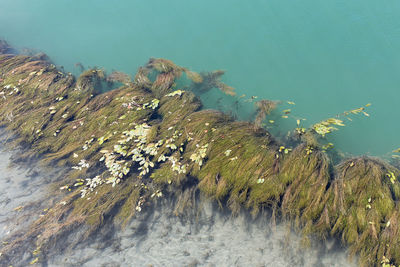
[{"x1": 1, "y1": 0, "x2": 399, "y2": 155}]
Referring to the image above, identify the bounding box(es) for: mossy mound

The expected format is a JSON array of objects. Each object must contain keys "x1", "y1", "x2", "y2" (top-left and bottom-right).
[{"x1": 0, "y1": 45, "x2": 399, "y2": 266}]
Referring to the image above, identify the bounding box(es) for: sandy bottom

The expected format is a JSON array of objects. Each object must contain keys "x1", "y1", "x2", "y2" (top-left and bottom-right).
[
  {"x1": 0, "y1": 137, "x2": 54, "y2": 241},
  {"x1": 48, "y1": 198, "x2": 356, "y2": 267},
  {"x1": 0, "y1": 134, "x2": 356, "y2": 267}
]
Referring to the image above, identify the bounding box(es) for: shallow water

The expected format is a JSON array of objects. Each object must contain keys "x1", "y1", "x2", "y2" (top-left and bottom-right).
[
  {"x1": 0, "y1": 137, "x2": 355, "y2": 266},
  {"x1": 0, "y1": 2, "x2": 397, "y2": 265},
  {"x1": 49, "y1": 199, "x2": 355, "y2": 267},
  {"x1": 0, "y1": 135, "x2": 50, "y2": 241},
  {"x1": 1, "y1": 0, "x2": 400, "y2": 155}
]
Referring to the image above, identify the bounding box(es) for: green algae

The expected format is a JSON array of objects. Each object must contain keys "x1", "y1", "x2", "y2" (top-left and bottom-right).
[{"x1": 0, "y1": 45, "x2": 399, "y2": 267}]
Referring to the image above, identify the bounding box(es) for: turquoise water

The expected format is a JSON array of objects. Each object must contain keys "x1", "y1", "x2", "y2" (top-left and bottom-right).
[{"x1": 1, "y1": 0, "x2": 400, "y2": 155}]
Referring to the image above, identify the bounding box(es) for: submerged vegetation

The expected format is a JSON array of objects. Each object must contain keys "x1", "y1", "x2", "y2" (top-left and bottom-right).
[
  {"x1": 189, "y1": 69, "x2": 236, "y2": 96},
  {"x1": 254, "y1": 99, "x2": 278, "y2": 129},
  {"x1": 0, "y1": 40, "x2": 399, "y2": 266},
  {"x1": 311, "y1": 104, "x2": 371, "y2": 137}
]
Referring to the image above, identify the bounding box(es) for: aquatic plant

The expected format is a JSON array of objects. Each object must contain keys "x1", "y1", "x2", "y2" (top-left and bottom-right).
[
  {"x1": 76, "y1": 68, "x2": 106, "y2": 92},
  {"x1": 254, "y1": 99, "x2": 278, "y2": 129},
  {"x1": 0, "y1": 40, "x2": 16, "y2": 54},
  {"x1": 311, "y1": 104, "x2": 371, "y2": 137},
  {"x1": 190, "y1": 144, "x2": 208, "y2": 168},
  {"x1": 106, "y1": 71, "x2": 132, "y2": 85},
  {"x1": 189, "y1": 69, "x2": 236, "y2": 96},
  {"x1": 0, "y1": 44, "x2": 398, "y2": 267}
]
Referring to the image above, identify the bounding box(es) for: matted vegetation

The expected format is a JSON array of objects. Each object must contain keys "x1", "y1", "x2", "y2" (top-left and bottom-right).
[{"x1": 0, "y1": 40, "x2": 399, "y2": 266}]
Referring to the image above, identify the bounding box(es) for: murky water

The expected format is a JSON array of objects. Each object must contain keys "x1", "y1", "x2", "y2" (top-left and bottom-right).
[{"x1": 1, "y1": 0, "x2": 400, "y2": 155}]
